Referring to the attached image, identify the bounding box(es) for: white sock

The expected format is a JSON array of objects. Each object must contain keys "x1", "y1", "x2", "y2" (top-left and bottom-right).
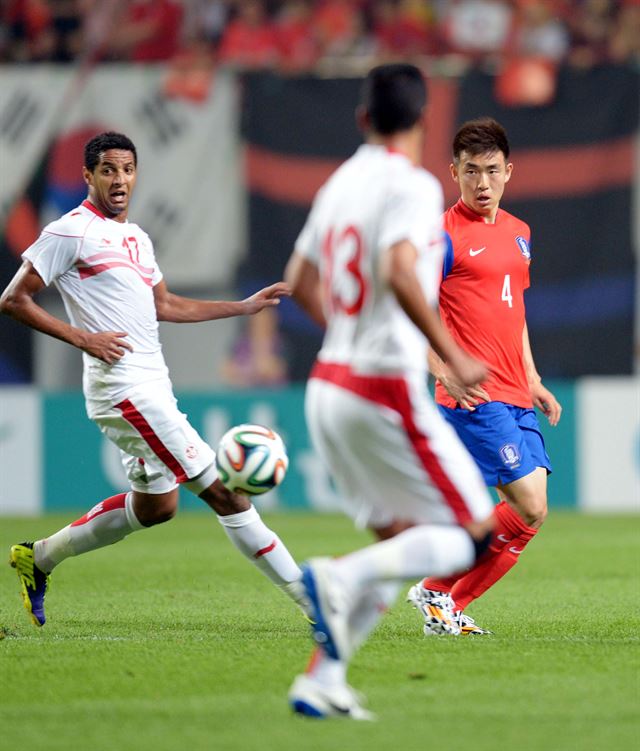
[
  {"x1": 305, "y1": 582, "x2": 400, "y2": 686},
  {"x1": 306, "y1": 649, "x2": 348, "y2": 687},
  {"x1": 34, "y1": 492, "x2": 143, "y2": 573},
  {"x1": 333, "y1": 524, "x2": 475, "y2": 592},
  {"x1": 217, "y1": 505, "x2": 302, "y2": 597},
  {"x1": 348, "y1": 581, "x2": 401, "y2": 653}
]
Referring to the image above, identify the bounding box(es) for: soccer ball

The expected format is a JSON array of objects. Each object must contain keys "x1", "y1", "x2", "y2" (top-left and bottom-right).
[{"x1": 215, "y1": 423, "x2": 289, "y2": 495}]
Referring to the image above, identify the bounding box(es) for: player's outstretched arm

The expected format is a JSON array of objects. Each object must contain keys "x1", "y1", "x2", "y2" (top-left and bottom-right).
[
  {"x1": 153, "y1": 280, "x2": 290, "y2": 323},
  {"x1": 0, "y1": 260, "x2": 132, "y2": 364},
  {"x1": 383, "y1": 240, "x2": 487, "y2": 387},
  {"x1": 523, "y1": 323, "x2": 562, "y2": 425},
  {"x1": 284, "y1": 251, "x2": 326, "y2": 327}
]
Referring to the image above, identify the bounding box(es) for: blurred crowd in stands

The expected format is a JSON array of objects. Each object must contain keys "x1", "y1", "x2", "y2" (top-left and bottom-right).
[
  {"x1": 2, "y1": 1, "x2": 638, "y2": 387},
  {"x1": 2, "y1": 0, "x2": 639, "y2": 71}
]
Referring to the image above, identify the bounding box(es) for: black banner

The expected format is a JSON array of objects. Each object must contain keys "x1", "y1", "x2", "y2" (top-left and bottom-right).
[{"x1": 242, "y1": 65, "x2": 639, "y2": 377}]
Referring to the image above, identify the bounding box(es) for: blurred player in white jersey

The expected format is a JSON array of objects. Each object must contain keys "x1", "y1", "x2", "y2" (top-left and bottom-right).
[
  {"x1": 1, "y1": 131, "x2": 307, "y2": 628},
  {"x1": 283, "y1": 64, "x2": 495, "y2": 720}
]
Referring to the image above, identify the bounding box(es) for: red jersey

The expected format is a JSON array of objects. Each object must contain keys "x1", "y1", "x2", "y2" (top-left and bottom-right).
[{"x1": 435, "y1": 198, "x2": 533, "y2": 409}]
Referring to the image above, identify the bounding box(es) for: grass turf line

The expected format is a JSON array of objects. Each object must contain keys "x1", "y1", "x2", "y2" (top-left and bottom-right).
[{"x1": 1, "y1": 511, "x2": 638, "y2": 751}]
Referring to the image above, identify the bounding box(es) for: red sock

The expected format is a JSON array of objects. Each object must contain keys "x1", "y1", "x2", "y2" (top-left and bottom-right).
[
  {"x1": 448, "y1": 501, "x2": 538, "y2": 611},
  {"x1": 419, "y1": 505, "x2": 505, "y2": 594},
  {"x1": 419, "y1": 573, "x2": 458, "y2": 594}
]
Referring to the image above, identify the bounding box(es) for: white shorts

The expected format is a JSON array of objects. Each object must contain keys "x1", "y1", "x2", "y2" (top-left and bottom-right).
[
  {"x1": 88, "y1": 379, "x2": 216, "y2": 494},
  {"x1": 306, "y1": 363, "x2": 493, "y2": 529}
]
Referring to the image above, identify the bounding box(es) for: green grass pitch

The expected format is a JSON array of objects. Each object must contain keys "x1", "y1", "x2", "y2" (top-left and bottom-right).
[{"x1": 1, "y1": 511, "x2": 638, "y2": 751}]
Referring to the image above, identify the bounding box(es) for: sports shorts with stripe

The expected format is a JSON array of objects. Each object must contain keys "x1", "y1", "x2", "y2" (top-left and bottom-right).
[
  {"x1": 87, "y1": 379, "x2": 216, "y2": 494},
  {"x1": 306, "y1": 362, "x2": 493, "y2": 530}
]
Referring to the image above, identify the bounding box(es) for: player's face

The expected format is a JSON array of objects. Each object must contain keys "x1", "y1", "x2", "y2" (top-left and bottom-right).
[
  {"x1": 450, "y1": 149, "x2": 512, "y2": 223},
  {"x1": 83, "y1": 149, "x2": 137, "y2": 222}
]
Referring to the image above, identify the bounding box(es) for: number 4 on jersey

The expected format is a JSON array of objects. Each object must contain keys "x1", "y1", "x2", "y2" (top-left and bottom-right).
[{"x1": 501, "y1": 274, "x2": 513, "y2": 308}]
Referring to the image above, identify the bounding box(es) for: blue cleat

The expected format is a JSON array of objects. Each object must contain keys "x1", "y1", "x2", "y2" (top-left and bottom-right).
[
  {"x1": 289, "y1": 674, "x2": 375, "y2": 721},
  {"x1": 301, "y1": 558, "x2": 351, "y2": 662},
  {"x1": 9, "y1": 542, "x2": 49, "y2": 627}
]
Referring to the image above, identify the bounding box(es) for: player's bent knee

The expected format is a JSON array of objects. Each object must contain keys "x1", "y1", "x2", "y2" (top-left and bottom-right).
[
  {"x1": 146, "y1": 506, "x2": 177, "y2": 525},
  {"x1": 519, "y1": 498, "x2": 547, "y2": 528},
  {"x1": 142, "y1": 501, "x2": 178, "y2": 526},
  {"x1": 133, "y1": 490, "x2": 179, "y2": 526},
  {"x1": 183, "y1": 463, "x2": 219, "y2": 496}
]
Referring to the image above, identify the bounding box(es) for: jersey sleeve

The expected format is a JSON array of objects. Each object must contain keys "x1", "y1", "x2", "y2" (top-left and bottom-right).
[
  {"x1": 379, "y1": 172, "x2": 443, "y2": 253},
  {"x1": 442, "y1": 230, "x2": 454, "y2": 280},
  {"x1": 22, "y1": 228, "x2": 82, "y2": 286},
  {"x1": 517, "y1": 226, "x2": 532, "y2": 290}
]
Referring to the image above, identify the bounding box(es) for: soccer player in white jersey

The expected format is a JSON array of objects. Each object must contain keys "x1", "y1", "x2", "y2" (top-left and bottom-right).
[
  {"x1": 283, "y1": 64, "x2": 495, "y2": 720},
  {"x1": 1, "y1": 131, "x2": 307, "y2": 627}
]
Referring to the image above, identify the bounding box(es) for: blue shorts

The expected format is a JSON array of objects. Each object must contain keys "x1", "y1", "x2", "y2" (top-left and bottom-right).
[{"x1": 438, "y1": 401, "x2": 552, "y2": 487}]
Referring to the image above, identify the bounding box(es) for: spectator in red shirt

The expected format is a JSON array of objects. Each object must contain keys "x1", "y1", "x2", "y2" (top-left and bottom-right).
[
  {"x1": 106, "y1": 0, "x2": 183, "y2": 62},
  {"x1": 373, "y1": 0, "x2": 438, "y2": 58},
  {"x1": 2, "y1": 0, "x2": 53, "y2": 61},
  {"x1": 218, "y1": 0, "x2": 280, "y2": 70},
  {"x1": 275, "y1": 0, "x2": 321, "y2": 71},
  {"x1": 312, "y1": 0, "x2": 361, "y2": 55}
]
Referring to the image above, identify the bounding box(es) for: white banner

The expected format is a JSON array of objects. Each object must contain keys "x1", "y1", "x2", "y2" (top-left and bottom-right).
[
  {"x1": 578, "y1": 377, "x2": 640, "y2": 511},
  {"x1": 0, "y1": 65, "x2": 245, "y2": 287},
  {"x1": 0, "y1": 387, "x2": 42, "y2": 515}
]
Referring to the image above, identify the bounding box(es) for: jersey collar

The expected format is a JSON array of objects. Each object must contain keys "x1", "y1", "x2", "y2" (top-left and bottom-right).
[
  {"x1": 82, "y1": 199, "x2": 106, "y2": 220},
  {"x1": 455, "y1": 197, "x2": 503, "y2": 224}
]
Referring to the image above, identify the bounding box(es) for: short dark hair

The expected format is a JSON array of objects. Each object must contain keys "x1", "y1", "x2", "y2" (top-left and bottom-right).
[
  {"x1": 360, "y1": 63, "x2": 427, "y2": 135},
  {"x1": 453, "y1": 118, "x2": 510, "y2": 162},
  {"x1": 84, "y1": 132, "x2": 137, "y2": 172}
]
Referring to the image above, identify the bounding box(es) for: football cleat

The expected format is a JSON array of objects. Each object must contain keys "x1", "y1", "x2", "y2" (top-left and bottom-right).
[
  {"x1": 281, "y1": 578, "x2": 316, "y2": 624},
  {"x1": 9, "y1": 542, "x2": 50, "y2": 627},
  {"x1": 289, "y1": 673, "x2": 376, "y2": 721},
  {"x1": 456, "y1": 611, "x2": 493, "y2": 636},
  {"x1": 301, "y1": 558, "x2": 352, "y2": 661},
  {"x1": 406, "y1": 583, "x2": 461, "y2": 636}
]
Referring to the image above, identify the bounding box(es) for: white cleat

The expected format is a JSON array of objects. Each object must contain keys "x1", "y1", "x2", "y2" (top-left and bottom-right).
[
  {"x1": 289, "y1": 674, "x2": 376, "y2": 721},
  {"x1": 301, "y1": 558, "x2": 353, "y2": 661},
  {"x1": 406, "y1": 584, "x2": 461, "y2": 636},
  {"x1": 456, "y1": 611, "x2": 492, "y2": 636}
]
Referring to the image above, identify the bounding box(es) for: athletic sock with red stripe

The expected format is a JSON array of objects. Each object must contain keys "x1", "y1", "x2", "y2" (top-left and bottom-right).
[
  {"x1": 217, "y1": 504, "x2": 302, "y2": 597},
  {"x1": 34, "y1": 492, "x2": 143, "y2": 573}
]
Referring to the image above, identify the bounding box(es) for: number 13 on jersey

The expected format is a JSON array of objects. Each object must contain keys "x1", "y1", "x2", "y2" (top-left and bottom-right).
[{"x1": 322, "y1": 225, "x2": 368, "y2": 316}]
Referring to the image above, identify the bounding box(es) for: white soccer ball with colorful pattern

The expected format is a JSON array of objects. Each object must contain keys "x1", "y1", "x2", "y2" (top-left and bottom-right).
[{"x1": 216, "y1": 424, "x2": 289, "y2": 495}]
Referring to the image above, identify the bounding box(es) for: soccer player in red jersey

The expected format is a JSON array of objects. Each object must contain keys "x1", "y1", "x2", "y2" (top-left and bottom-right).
[{"x1": 407, "y1": 117, "x2": 562, "y2": 635}]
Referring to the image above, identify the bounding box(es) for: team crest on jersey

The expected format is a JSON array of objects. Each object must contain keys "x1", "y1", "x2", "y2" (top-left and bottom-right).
[
  {"x1": 499, "y1": 443, "x2": 521, "y2": 468},
  {"x1": 516, "y1": 236, "x2": 531, "y2": 261}
]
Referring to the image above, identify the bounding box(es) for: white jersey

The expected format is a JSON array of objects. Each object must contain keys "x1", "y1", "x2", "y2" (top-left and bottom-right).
[
  {"x1": 295, "y1": 144, "x2": 444, "y2": 376},
  {"x1": 23, "y1": 200, "x2": 168, "y2": 405}
]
